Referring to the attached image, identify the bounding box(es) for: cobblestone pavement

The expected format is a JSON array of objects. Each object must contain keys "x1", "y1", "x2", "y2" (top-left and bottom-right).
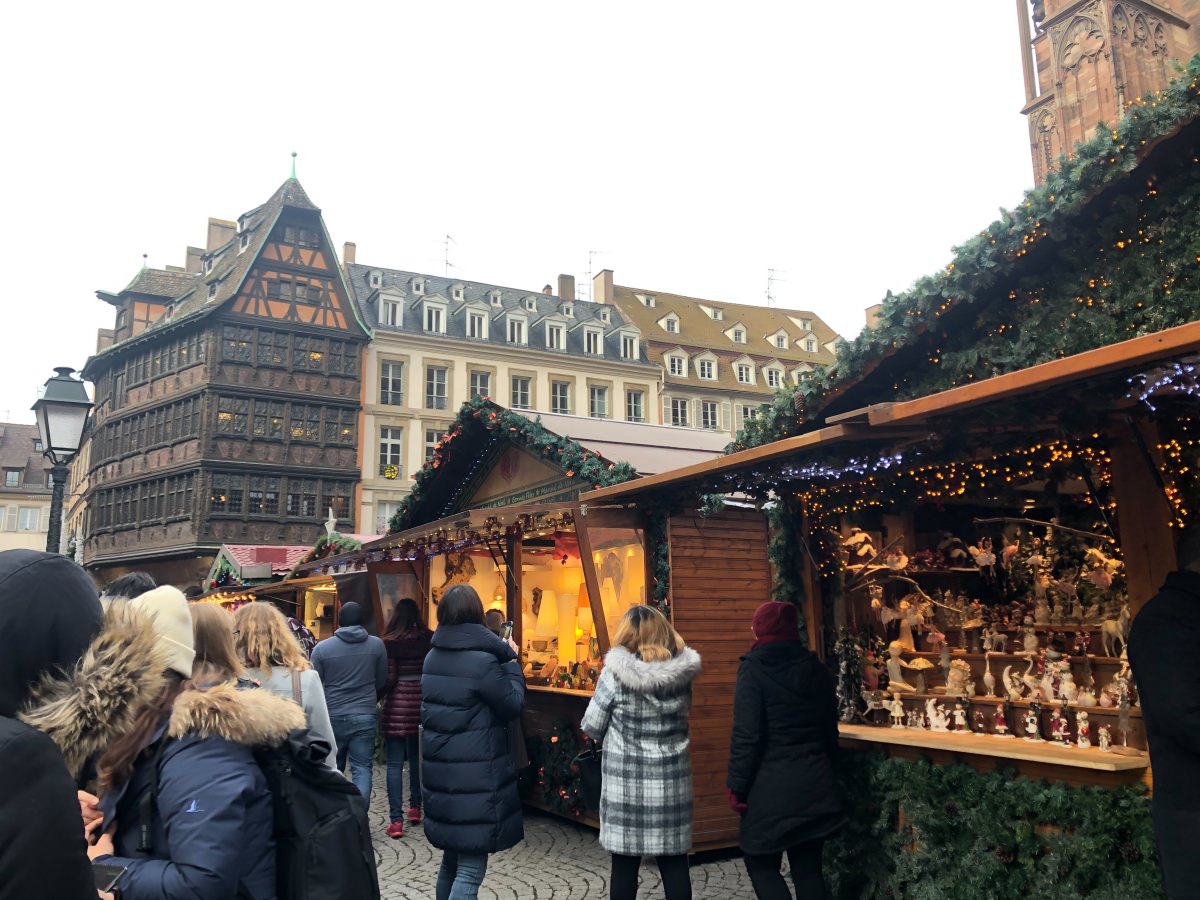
[{"x1": 369, "y1": 766, "x2": 758, "y2": 899}]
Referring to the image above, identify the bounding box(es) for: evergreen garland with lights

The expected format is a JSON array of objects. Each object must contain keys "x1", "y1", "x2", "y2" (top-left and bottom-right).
[
  {"x1": 389, "y1": 397, "x2": 637, "y2": 534},
  {"x1": 521, "y1": 719, "x2": 587, "y2": 818},
  {"x1": 297, "y1": 533, "x2": 363, "y2": 566},
  {"x1": 826, "y1": 753, "x2": 1162, "y2": 899},
  {"x1": 732, "y1": 53, "x2": 1200, "y2": 452},
  {"x1": 644, "y1": 508, "x2": 671, "y2": 614}
]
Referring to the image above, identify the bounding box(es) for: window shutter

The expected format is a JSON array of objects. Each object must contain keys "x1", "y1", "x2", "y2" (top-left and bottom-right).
[
  {"x1": 4, "y1": 507, "x2": 16, "y2": 531},
  {"x1": 691, "y1": 399, "x2": 700, "y2": 428},
  {"x1": 662, "y1": 395, "x2": 671, "y2": 425},
  {"x1": 721, "y1": 401, "x2": 731, "y2": 433}
]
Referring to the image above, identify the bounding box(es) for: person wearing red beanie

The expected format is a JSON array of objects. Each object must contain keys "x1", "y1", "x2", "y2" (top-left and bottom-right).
[{"x1": 727, "y1": 601, "x2": 845, "y2": 899}]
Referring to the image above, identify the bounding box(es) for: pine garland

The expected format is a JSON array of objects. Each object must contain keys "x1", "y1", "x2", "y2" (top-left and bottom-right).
[
  {"x1": 644, "y1": 508, "x2": 671, "y2": 615},
  {"x1": 521, "y1": 719, "x2": 586, "y2": 818},
  {"x1": 297, "y1": 533, "x2": 362, "y2": 566},
  {"x1": 827, "y1": 753, "x2": 1163, "y2": 899},
  {"x1": 389, "y1": 397, "x2": 637, "y2": 533},
  {"x1": 732, "y1": 54, "x2": 1200, "y2": 452}
]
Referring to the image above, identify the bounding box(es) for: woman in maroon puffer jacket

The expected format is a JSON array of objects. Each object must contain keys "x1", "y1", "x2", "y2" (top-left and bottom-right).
[{"x1": 381, "y1": 598, "x2": 432, "y2": 838}]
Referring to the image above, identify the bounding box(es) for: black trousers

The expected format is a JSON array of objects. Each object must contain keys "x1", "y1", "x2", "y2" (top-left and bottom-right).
[
  {"x1": 743, "y1": 839, "x2": 825, "y2": 900},
  {"x1": 610, "y1": 853, "x2": 692, "y2": 900}
]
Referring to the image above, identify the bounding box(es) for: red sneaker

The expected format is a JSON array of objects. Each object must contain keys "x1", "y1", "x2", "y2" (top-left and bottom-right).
[
  {"x1": 406, "y1": 807, "x2": 422, "y2": 825},
  {"x1": 385, "y1": 821, "x2": 404, "y2": 839}
]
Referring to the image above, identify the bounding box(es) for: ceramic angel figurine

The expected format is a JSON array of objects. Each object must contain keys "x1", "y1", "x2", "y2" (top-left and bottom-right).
[
  {"x1": 889, "y1": 694, "x2": 907, "y2": 728},
  {"x1": 973, "y1": 709, "x2": 987, "y2": 734},
  {"x1": 927, "y1": 698, "x2": 949, "y2": 732},
  {"x1": 1098, "y1": 723, "x2": 1112, "y2": 752},
  {"x1": 951, "y1": 702, "x2": 968, "y2": 732},
  {"x1": 1023, "y1": 708, "x2": 1043, "y2": 742},
  {"x1": 994, "y1": 704, "x2": 1012, "y2": 737},
  {"x1": 1076, "y1": 710, "x2": 1091, "y2": 748}
]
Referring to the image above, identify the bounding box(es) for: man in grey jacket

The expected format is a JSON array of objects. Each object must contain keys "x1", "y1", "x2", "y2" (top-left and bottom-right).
[{"x1": 311, "y1": 602, "x2": 387, "y2": 800}]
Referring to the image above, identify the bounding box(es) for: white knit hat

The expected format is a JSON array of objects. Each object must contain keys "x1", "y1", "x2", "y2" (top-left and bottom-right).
[{"x1": 130, "y1": 586, "x2": 195, "y2": 679}]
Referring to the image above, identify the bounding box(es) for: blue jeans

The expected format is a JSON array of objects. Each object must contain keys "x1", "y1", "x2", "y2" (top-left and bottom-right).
[
  {"x1": 436, "y1": 851, "x2": 488, "y2": 900},
  {"x1": 331, "y1": 714, "x2": 376, "y2": 801},
  {"x1": 385, "y1": 734, "x2": 421, "y2": 822}
]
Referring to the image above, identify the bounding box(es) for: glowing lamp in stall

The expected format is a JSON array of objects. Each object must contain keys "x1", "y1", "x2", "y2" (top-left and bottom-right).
[
  {"x1": 556, "y1": 590, "x2": 576, "y2": 667},
  {"x1": 534, "y1": 589, "x2": 559, "y2": 640},
  {"x1": 576, "y1": 583, "x2": 593, "y2": 636}
]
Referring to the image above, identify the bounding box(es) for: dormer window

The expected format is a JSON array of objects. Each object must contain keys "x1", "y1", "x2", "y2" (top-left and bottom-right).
[
  {"x1": 238, "y1": 232, "x2": 250, "y2": 252},
  {"x1": 736, "y1": 363, "x2": 754, "y2": 384},
  {"x1": 489, "y1": 290, "x2": 503, "y2": 307},
  {"x1": 380, "y1": 297, "x2": 401, "y2": 327},
  {"x1": 599, "y1": 308, "x2": 611, "y2": 323},
  {"x1": 766, "y1": 368, "x2": 783, "y2": 388},
  {"x1": 369, "y1": 271, "x2": 383, "y2": 289},
  {"x1": 667, "y1": 355, "x2": 686, "y2": 377},
  {"x1": 584, "y1": 328, "x2": 603, "y2": 356},
  {"x1": 801, "y1": 318, "x2": 812, "y2": 331},
  {"x1": 424, "y1": 304, "x2": 444, "y2": 334},
  {"x1": 203, "y1": 256, "x2": 213, "y2": 274},
  {"x1": 507, "y1": 317, "x2": 527, "y2": 344},
  {"x1": 207, "y1": 282, "x2": 218, "y2": 300},
  {"x1": 774, "y1": 334, "x2": 788, "y2": 350},
  {"x1": 412, "y1": 277, "x2": 425, "y2": 296},
  {"x1": 451, "y1": 284, "x2": 465, "y2": 301},
  {"x1": 621, "y1": 334, "x2": 638, "y2": 360},
  {"x1": 697, "y1": 359, "x2": 716, "y2": 380},
  {"x1": 732, "y1": 328, "x2": 745, "y2": 343},
  {"x1": 562, "y1": 304, "x2": 573, "y2": 318},
  {"x1": 468, "y1": 310, "x2": 488, "y2": 339},
  {"x1": 705, "y1": 307, "x2": 724, "y2": 321},
  {"x1": 636, "y1": 294, "x2": 656, "y2": 308},
  {"x1": 663, "y1": 314, "x2": 679, "y2": 334},
  {"x1": 237, "y1": 215, "x2": 249, "y2": 233},
  {"x1": 805, "y1": 338, "x2": 817, "y2": 352},
  {"x1": 546, "y1": 323, "x2": 565, "y2": 350},
  {"x1": 524, "y1": 296, "x2": 538, "y2": 312}
]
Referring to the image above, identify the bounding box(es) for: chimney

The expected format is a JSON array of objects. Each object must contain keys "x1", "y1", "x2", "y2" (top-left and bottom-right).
[
  {"x1": 206, "y1": 217, "x2": 237, "y2": 251},
  {"x1": 542, "y1": 284, "x2": 554, "y2": 296},
  {"x1": 865, "y1": 303, "x2": 883, "y2": 328},
  {"x1": 593, "y1": 269, "x2": 614, "y2": 305},
  {"x1": 343, "y1": 241, "x2": 357, "y2": 264},
  {"x1": 557, "y1": 274, "x2": 576, "y2": 302},
  {"x1": 96, "y1": 328, "x2": 115, "y2": 352},
  {"x1": 185, "y1": 246, "x2": 204, "y2": 274}
]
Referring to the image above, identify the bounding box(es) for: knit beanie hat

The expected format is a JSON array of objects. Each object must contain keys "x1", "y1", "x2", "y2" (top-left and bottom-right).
[
  {"x1": 751, "y1": 601, "x2": 799, "y2": 642},
  {"x1": 339, "y1": 601, "x2": 363, "y2": 627},
  {"x1": 130, "y1": 586, "x2": 195, "y2": 678}
]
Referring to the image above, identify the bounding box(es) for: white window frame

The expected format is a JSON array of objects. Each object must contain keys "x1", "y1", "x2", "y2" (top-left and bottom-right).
[
  {"x1": 667, "y1": 355, "x2": 686, "y2": 377},
  {"x1": 511, "y1": 375, "x2": 532, "y2": 409},
  {"x1": 379, "y1": 360, "x2": 404, "y2": 405},
  {"x1": 736, "y1": 363, "x2": 754, "y2": 384},
  {"x1": 547, "y1": 323, "x2": 565, "y2": 351},
  {"x1": 468, "y1": 310, "x2": 488, "y2": 340},
  {"x1": 489, "y1": 290, "x2": 503, "y2": 307},
  {"x1": 766, "y1": 368, "x2": 783, "y2": 388},
  {"x1": 17, "y1": 507, "x2": 43, "y2": 532},
  {"x1": 589, "y1": 385, "x2": 609, "y2": 419},
  {"x1": 551, "y1": 380, "x2": 571, "y2": 414},
  {"x1": 664, "y1": 316, "x2": 678, "y2": 334},
  {"x1": 584, "y1": 328, "x2": 603, "y2": 356},
  {"x1": 801, "y1": 318, "x2": 812, "y2": 331},
  {"x1": 621, "y1": 334, "x2": 638, "y2": 360},
  {"x1": 741, "y1": 404, "x2": 758, "y2": 424},
  {"x1": 380, "y1": 297, "x2": 402, "y2": 327},
  {"x1": 425, "y1": 366, "x2": 448, "y2": 409},
  {"x1": 469, "y1": 370, "x2": 491, "y2": 399},
  {"x1": 424, "y1": 303, "x2": 445, "y2": 334},
  {"x1": 507, "y1": 316, "x2": 527, "y2": 345},
  {"x1": 378, "y1": 426, "x2": 404, "y2": 476},
  {"x1": 424, "y1": 428, "x2": 442, "y2": 462},
  {"x1": 774, "y1": 334, "x2": 788, "y2": 350},
  {"x1": 732, "y1": 327, "x2": 745, "y2": 343},
  {"x1": 700, "y1": 400, "x2": 719, "y2": 430},
  {"x1": 697, "y1": 359, "x2": 716, "y2": 380},
  {"x1": 805, "y1": 339, "x2": 817, "y2": 352},
  {"x1": 669, "y1": 397, "x2": 690, "y2": 427},
  {"x1": 376, "y1": 500, "x2": 403, "y2": 533},
  {"x1": 625, "y1": 390, "x2": 645, "y2": 423}
]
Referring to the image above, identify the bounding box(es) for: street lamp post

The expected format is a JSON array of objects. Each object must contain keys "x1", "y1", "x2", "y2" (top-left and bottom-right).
[{"x1": 32, "y1": 367, "x2": 93, "y2": 554}]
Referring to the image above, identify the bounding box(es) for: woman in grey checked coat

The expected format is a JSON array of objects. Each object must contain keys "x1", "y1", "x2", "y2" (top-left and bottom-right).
[{"x1": 581, "y1": 604, "x2": 702, "y2": 900}]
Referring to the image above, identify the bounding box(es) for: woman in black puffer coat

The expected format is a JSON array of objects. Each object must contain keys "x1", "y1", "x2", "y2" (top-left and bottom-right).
[
  {"x1": 422, "y1": 585, "x2": 525, "y2": 900},
  {"x1": 727, "y1": 601, "x2": 845, "y2": 900}
]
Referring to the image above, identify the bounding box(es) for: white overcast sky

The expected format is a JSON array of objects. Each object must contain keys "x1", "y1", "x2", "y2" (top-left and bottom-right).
[{"x1": 1, "y1": 1, "x2": 1035, "y2": 423}]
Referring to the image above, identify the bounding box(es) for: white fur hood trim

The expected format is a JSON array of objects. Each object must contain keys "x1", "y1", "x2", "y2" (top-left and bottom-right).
[{"x1": 603, "y1": 645, "x2": 701, "y2": 694}]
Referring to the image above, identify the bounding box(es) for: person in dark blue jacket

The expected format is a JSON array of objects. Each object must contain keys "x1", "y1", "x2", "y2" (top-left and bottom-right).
[
  {"x1": 422, "y1": 584, "x2": 526, "y2": 900},
  {"x1": 26, "y1": 586, "x2": 305, "y2": 900}
]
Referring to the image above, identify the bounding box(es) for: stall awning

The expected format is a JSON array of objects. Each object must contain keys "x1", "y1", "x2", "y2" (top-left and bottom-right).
[{"x1": 580, "y1": 320, "x2": 1200, "y2": 505}]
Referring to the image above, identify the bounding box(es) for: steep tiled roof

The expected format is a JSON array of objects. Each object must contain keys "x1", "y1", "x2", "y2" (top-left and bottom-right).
[
  {"x1": 121, "y1": 268, "x2": 198, "y2": 299},
  {"x1": 85, "y1": 178, "x2": 333, "y2": 375},
  {"x1": 223, "y1": 544, "x2": 312, "y2": 575},
  {"x1": 0, "y1": 423, "x2": 51, "y2": 495},
  {"x1": 346, "y1": 264, "x2": 656, "y2": 368}
]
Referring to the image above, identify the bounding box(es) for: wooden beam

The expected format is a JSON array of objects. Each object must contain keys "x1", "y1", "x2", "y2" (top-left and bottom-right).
[{"x1": 575, "y1": 517, "x2": 611, "y2": 655}]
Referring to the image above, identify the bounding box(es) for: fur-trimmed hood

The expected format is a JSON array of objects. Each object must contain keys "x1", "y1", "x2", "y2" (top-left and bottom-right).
[
  {"x1": 19, "y1": 603, "x2": 304, "y2": 779},
  {"x1": 20, "y1": 602, "x2": 167, "y2": 779},
  {"x1": 603, "y1": 645, "x2": 701, "y2": 695}
]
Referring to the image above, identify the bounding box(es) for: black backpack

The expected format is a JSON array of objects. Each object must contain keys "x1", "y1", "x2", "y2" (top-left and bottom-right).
[
  {"x1": 254, "y1": 729, "x2": 381, "y2": 900},
  {"x1": 139, "y1": 729, "x2": 380, "y2": 900}
]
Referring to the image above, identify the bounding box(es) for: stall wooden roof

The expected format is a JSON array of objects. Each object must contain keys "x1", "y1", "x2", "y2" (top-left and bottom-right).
[{"x1": 580, "y1": 321, "x2": 1200, "y2": 504}]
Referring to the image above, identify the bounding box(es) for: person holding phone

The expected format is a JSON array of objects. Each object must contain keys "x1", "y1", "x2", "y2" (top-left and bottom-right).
[{"x1": 0, "y1": 550, "x2": 106, "y2": 900}]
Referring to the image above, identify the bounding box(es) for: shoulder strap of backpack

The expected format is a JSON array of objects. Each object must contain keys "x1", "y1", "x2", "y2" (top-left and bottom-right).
[
  {"x1": 291, "y1": 668, "x2": 303, "y2": 705},
  {"x1": 136, "y1": 736, "x2": 170, "y2": 853}
]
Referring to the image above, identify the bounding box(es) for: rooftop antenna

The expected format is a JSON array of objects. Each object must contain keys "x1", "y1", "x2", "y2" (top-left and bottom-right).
[
  {"x1": 290, "y1": 151, "x2": 297, "y2": 179},
  {"x1": 443, "y1": 234, "x2": 457, "y2": 277},
  {"x1": 585, "y1": 249, "x2": 609, "y2": 302},
  {"x1": 767, "y1": 268, "x2": 786, "y2": 307}
]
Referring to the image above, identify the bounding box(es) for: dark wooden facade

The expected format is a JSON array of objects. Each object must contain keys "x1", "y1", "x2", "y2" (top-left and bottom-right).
[{"x1": 80, "y1": 179, "x2": 369, "y2": 585}]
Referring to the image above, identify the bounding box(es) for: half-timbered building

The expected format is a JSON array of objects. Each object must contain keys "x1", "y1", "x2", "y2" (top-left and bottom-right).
[{"x1": 79, "y1": 178, "x2": 369, "y2": 586}]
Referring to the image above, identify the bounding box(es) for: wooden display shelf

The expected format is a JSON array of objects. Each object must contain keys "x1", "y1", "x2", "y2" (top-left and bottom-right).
[
  {"x1": 878, "y1": 691, "x2": 1142, "y2": 717},
  {"x1": 905, "y1": 649, "x2": 1124, "y2": 665},
  {"x1": 839, "y1": 723, "x2": 1148, "y2": 772}
]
